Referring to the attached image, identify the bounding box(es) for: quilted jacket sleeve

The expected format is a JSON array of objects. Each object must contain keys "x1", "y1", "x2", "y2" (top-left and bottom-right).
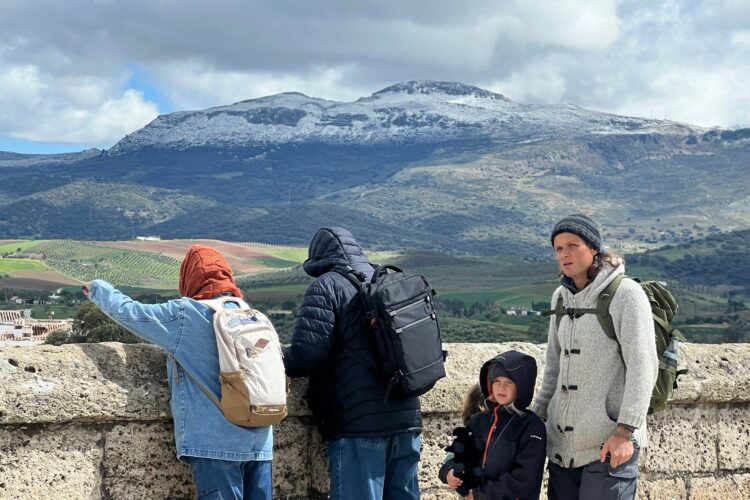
[{"x1": 283, "y1": 276, "x2": 338, "y2": 378}]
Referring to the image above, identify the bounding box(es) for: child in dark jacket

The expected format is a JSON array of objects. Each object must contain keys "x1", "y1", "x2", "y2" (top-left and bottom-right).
[{"x1": 439, "y1": 350, "x2": 547, "y2": 500}]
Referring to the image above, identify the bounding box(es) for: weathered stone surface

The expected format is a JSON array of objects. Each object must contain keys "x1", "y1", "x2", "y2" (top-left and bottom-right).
[
  {"x1": 0, "y1": 425, "x2": 102, "y2": 499},
  {"x1": 0, "y1": 342, "x2": 748, "y2": 499},
  {"x1": 286, "y1": 377, "x2": 313, "y2": 416},
  {"x1": 638, "y1": 476, "x2": 687, "y2": 499},
  {"x1": 419, "y1": 413, "x2": 464, "y2": 491},
  {"x1": 2, "y1": 342, "x2": 748, "y2": 425},
  {"x1": 717, "y1": 405, "x2": 750, "y2": 471},
  {"x1": 670, "y1": 344, "x2": 750, "y2": 404},
  {"x1": 0, "y1": 343, "x2": 170, "y2": 424},
  {"x1": 689, "y1": 473, "x2": 750, "y2": 499},
  {"x1": 645, "y1": 406, "x2": 718, "y2": 473},
  {"x1": 307, "y1": 423, "x2": 329, "y2": 497},
  {"x1": 426, "y1": 474, "x2": 688, "y2": 500},
  {"x1": 103, "y1": 422, "x2": 193, "y2": 499},
  {"x1": 273, "y1": 416, "x2": 313, "y2": 497}
]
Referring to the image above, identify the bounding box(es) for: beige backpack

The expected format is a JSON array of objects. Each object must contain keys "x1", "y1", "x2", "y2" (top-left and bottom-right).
[{"x1": 193, "y1": 297, "x2": 288, "y2": 426}]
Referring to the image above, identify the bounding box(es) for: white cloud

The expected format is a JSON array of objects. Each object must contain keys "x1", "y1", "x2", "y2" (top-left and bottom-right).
[
  {"x1": 0, "y1": 62, "x2": 158, "y2": 147},
  {"x1": 486, "y1": 57, "x2": 570, "y2": 103},
  {"x1": 0, "y1": 0, "x2": 749, "y2": 151},
  {"x1": 500, "y1": 1, "x2": 621, "y2": 50},
  {"x1": 151, "y1": 62, "x2": 367, "y2": 111}
]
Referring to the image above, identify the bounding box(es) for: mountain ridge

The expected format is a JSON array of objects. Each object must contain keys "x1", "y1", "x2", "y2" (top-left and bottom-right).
[
  {"x1": 0, "y1": 81, "x2": 748, "y2": 254},
  {"x1": 104, "y1": 80, "x2": 702, "y2": 153}
]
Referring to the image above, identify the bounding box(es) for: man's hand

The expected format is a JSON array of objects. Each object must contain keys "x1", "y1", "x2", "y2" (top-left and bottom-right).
[
  {"x1": 446, "y1": 469, "x2": 463, "y2": 489},
  {"x1": 600, "y1": 426, "x2": 634, "y2": 468},
  {"x1": 82, "y1": 282, "x2": 92, "y2": 299}
]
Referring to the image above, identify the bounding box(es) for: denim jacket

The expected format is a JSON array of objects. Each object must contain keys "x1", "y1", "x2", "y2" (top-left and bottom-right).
[{"x1": 89, "y1": 279, "x2": 273, "y2": 461}]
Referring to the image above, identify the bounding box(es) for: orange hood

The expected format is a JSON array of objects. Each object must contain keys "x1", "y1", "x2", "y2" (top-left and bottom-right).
[{"x1": 178, "y1": 244, "x2": 242, "y2": 300}]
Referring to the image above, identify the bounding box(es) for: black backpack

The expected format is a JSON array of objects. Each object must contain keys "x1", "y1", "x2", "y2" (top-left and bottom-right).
[
  {"x1": 546, "y1": 275, "x2": 687, "y2": 413},
  {"x1": 337, "y1": 265, "x2": 446, "y2": 399}
]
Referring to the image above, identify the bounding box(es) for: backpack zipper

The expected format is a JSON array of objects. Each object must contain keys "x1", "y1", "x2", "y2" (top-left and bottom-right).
[
  {"x1": 394, "y1": 313, "x2": 435, "y2": 334},
  {"x1": 387, "y1": 294, "x2": 431, "y2": 317}
]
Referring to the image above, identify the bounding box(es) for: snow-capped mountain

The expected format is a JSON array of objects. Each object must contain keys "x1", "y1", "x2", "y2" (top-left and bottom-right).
[
  {"x1": 2, "y1": 81, "x2": 747, "y2": 252},
  {"x1": 108, "y1": 81, "x2": 698, "y2": 154}
]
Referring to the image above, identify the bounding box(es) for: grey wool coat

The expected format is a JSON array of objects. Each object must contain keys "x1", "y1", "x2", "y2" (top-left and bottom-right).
[{"x1": 531, "y1": 262, "x2": 658, "y2": 468}]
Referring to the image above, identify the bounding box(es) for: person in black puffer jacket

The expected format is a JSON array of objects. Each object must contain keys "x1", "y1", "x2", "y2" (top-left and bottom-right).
[
  {"x1": 440, "y1": 350, "x2": 547, "y2": 500},
  {"x1": 283, "y1": 227, "x2": 422, "y2": 500}
]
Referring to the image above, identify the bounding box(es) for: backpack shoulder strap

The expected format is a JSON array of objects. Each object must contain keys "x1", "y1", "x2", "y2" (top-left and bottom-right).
[
  {"x1": 543, "y1": 294, "x2": 566, "y2": 330},
  {"x1": 595, "y1": 274, "x2": 626, "y2": 342},
  {"x1": 333, "y1": 266, "x2": 366, "y2": 286},
  {"x1": 170, "y1": 357, "x2": 222, "y2": 410}
]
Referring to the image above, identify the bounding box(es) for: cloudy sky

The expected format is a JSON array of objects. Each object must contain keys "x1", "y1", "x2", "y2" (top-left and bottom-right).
[{"x1": 1, "y1": 0, "x2": 749, "y2": 153}]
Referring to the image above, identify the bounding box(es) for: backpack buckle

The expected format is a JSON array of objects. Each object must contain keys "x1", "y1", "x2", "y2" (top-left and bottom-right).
[{"x1": 565, "y1": 308, "x2": 576, "y2": 319}]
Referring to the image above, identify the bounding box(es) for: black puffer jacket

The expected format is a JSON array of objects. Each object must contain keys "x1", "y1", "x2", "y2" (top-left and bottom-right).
[
  {"x1": 440, "y1": 351, "x2": 547, "y2": 500},
  {"x1": 283, "y1": 227, "x2": 422, "y2": 441}
]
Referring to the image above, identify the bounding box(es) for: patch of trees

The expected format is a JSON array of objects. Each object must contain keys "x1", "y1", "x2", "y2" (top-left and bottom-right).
[{"x1": 46, "y1": 302, "x2": 140, "y2": 345}]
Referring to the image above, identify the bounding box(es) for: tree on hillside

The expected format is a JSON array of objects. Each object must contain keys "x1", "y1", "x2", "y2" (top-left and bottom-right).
[{"x1": 46, "y1": 302, "x2": 140, "y2": 345}]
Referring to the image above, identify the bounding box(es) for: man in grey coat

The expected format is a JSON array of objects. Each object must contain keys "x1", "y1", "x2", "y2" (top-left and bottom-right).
[{"x1": 532, "y1": 214, "x2": 658, "y2": 499}]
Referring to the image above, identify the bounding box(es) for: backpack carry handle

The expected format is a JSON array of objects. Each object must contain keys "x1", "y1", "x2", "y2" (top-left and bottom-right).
[
  {"x1": 370, "y1": 265, "x2": 403, "y2": 283},
  {"x1": 200, "y1": 296, "x2": 251, "y2": 312}
]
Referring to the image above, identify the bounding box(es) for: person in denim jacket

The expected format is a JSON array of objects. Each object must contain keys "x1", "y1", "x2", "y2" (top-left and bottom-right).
[{"x1": 84, "y1": 244, "x2": 273, "y2": 500}]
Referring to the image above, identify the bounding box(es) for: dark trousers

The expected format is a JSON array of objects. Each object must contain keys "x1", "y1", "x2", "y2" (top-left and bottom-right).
[{"x1": 547, "y1": 446, "x2": 639, "y2": 500}]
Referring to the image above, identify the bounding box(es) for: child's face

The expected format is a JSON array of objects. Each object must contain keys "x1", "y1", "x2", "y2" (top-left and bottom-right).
[{"x1": 491, "y1": 376, "x2": 517, "y2": 406}]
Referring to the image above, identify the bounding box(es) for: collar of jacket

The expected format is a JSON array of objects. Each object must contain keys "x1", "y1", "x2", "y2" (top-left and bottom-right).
[{"x1": 559, "y1": 262, "x2": 625, "y2": 307}]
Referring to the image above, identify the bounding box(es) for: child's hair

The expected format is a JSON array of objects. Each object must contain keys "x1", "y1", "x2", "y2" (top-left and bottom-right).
[{"x1": 461, "y1": 383, "x2": 486, "y2": 425}]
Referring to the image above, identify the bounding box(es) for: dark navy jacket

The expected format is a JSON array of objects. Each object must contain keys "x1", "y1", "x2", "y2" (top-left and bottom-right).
[
  {"x1": 441, "y1": 351, "x2": 547, "y2": 500},
  {"x1": 283, "y1": 227, "x2": 422, "y2": 441}
]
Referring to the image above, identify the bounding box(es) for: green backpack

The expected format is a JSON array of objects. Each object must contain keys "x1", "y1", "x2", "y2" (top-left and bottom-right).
[{"x1": 547, "y1": 275, "x2": 688, "y2": 413}]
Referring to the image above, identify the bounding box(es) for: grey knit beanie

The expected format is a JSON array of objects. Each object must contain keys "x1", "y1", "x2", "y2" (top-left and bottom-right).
[{"x1": 550, "y1": 214, "x2": 602, "y2": 252}]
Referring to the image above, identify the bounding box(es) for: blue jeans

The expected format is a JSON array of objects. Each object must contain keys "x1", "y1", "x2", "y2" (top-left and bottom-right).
[
  {"x1": 187, "y1": 457, "x2": 272, "y2": 500},
  {"x1": 328, "y1": 433, "x2": 421, "y2": 500}
]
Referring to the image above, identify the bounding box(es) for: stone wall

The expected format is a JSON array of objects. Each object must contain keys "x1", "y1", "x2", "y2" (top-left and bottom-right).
[{"x1": 1, "y1": 342, "x2": 748, "y2": 499}]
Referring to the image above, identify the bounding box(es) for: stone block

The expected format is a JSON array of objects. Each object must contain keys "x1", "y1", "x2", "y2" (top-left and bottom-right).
[
  {"x1": 644, "y1": 405, "x2": 717, "y2": 473},
  {"x1": 419, "y1": 413, "x2": 464, "y2": 491},
  {"x1": 273, "y1": 416, "x2": 313, "y2": 496},
  {"x1": 0, "y1": 343, "x2": 170, "y2": 424},
  {"x1": 717, "y1": 405, "x2": 750, "y2": 471},
  {"x1": 286, "y1": 377, "x2": 312, "y2": 416},
  {"x1": 0, "y1": 425, "x2": 102, "y2": 499},
  {"x1": 672, "y1": 344, "x2": 750, "y2": 404},
  {"x1": 689, "y1": 474, "x2": 750, "y2": 500},
  {"x1": 103, "y1": 422, "x2": 193, "y2": 499},
  {"x1": 638, "y1": 477, "x2": 687, "y2": 499}
]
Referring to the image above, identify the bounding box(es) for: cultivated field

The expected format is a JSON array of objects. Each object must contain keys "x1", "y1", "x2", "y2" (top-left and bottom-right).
[{"x1": 1, "y1": 239, "x2": 306, "y2": 290}]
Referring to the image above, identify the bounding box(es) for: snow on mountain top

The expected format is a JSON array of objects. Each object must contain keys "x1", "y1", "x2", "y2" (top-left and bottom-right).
[
  {"x1": 368, "y1": 81, "x2": 511, "y2": 102},
  {"x1": 108, "y1": 81, "x2": 700, "y2": 154}
]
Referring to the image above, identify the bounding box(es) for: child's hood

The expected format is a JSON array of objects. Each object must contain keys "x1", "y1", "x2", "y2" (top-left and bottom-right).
[{"x1": 479, "y1": 350, "x2": 538, "y2": 410}]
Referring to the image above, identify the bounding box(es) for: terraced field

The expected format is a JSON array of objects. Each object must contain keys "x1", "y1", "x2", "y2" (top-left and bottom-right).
[
  {"x1": 2, "y1": 239, "x2": 306, "y2": 290},
  {"x1": 28, "y1": 240, "x2": 181, "y2": 289},
  {"x1": 97, "y1": 239, "x2": 303, "y2": 274}
]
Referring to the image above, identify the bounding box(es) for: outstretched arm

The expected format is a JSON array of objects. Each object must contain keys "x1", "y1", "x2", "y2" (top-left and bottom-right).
[{"x1": 85, "y1": 279, "x2": 184, "y2": 354}]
